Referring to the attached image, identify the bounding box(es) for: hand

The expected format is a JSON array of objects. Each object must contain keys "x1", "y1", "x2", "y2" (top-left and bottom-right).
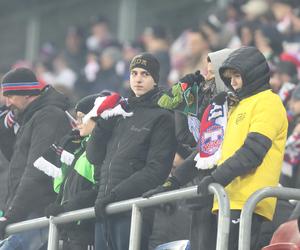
[
  {"x1": 59, "y1": 129, "x2": 82, "y2": 152},
  {"x1": 179, "y1": 70, "x2": 205, "y2": 87},
  {"x1": 197, "y1": 175, "x2": 215, "y2": 196},
  {"x1": 211, "y1": 91, "x2": 228, "y2": 105},
  {"x1": 142, "y1": 176, "x2": 180, "y2": 198},
  {"x1": 94, "y1": 193, "x2": 116, "y2": 221},
  {"x1": 44, "y1": 203, "x2": 65, "y2": 218},
  {"x1": 0, "y1": 218, "x2": 8, "y2": 240}
]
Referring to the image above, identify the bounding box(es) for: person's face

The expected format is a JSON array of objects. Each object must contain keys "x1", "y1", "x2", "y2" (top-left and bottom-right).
[
  {"x1": 230, "y1": 72, "x2": 243, "y2": 91},
  {"x1": 76, "y1": 111, "x2": 96, "y2": 137},
  {"x1": 224, "y1": 70, "x2": 243, "y2": 91},
  {"x1": 205, "y1": 61, "x2": 215, "y2": 81},
  {"x1": 130, "y1": 67, "x2": 156, "y2": 97},
  {"x1": 5, "y1": 95, "x2": 31, "y2": 112},
  {"x1": 270, "y1": 72, "x2": 282, "y2": 93},
  {"x1": 289, "y1": 99, "x2": 300, "y2": 116}
]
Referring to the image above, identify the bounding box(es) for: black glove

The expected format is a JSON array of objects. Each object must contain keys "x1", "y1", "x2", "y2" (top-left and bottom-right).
[
  {"x1": 0, "y1": 218, "x2": 8, "y2": 240},
  {"x1": 94, "y1": 192, "x2": 116, "y2": 221},
  {"x1": 142, "y1": 176, "x2": 181, "y2": 198},
  {"x1": 44, "y1": 203, "x2": 65, "y2": 218},
  {"x1": 211, "y1": 91, "x2": 228, "y2": 105},
  {"x1": 179, "y1": 70, "x2": 205, "y2": 87},
  {"x1": 59, "y1": 129, "x2": 82, "y2": 152},
  {"x1": 197, "y1": 175, "x2": 216, "y2": 196}
]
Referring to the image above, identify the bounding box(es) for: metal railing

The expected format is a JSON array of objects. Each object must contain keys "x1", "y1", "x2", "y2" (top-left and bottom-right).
[
  {"x1": 5, "y1": 183, "x2": 230, "y2": 250},
  {"x1": 238, "y1": 186, "x2": 300, "y2": 250}
]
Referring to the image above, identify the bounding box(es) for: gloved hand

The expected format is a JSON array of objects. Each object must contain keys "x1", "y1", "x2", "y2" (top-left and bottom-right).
[
  {"x1": 94, "y1": 192, "x2": 116, "y2": 221},
  {"x1": 197, "y1": 175, "x2": 216, "y2": 196},
  {"x1": 59, "y1": 129, "x2": 82, "y2": 165},
  {"x1": 179, "y1": 70, "x2": 205, "y2": 87},
  {"x1": 211, "y1": 91, "x2": 228, "y2": 105},
  {"x1": 0, "y1": 217, "x2": 8, "y2": 240},
  {"x1": 142, "y1": 176, "x2": 181, "y2": 198},
  {"x1": 60, "y1": 129, "x2": 82, "y2": 150},
  {"x1": 83, "y1": 93, "x2": 133, "y2": 123},
  {"x1": 44, "y1": 203, "x2": 65, "y2": 218}
]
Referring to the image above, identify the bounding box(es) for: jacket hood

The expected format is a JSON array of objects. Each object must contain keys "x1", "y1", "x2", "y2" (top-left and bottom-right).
[
  {"x1": 208, "y1": 48, "x2": 237, "y2": 94},
  {"x1": 21, "y1": 86, "x2": 70, "y2": 123},
  {"x1": 219, "y1": 46, "x2": 271, "y2": 99}
]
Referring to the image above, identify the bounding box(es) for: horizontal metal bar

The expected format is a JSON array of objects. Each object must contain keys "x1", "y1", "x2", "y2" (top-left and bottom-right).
[{"x1": 6, "y1": 185, "x2": 199, "y2": 235}]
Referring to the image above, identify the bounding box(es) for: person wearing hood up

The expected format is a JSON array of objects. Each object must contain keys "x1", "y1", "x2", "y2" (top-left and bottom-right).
[
  {"x1": 199, "y1": 46, "x2": 287, "y2": 250},
  {"x1": 144, "y1": 48, "x2": 238, "y2": 250},
  {"x1": 0, "y1": 67, "x2": 71, "y2": 249}
]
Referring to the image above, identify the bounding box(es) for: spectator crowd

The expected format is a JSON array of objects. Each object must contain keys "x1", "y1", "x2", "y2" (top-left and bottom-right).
[{"x1": 0, "y1": 0, "x2": 300, "y2": 249}]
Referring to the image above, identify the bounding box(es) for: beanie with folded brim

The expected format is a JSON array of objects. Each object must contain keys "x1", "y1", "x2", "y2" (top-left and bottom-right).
[
  {"x1": 1, "y1": 67, "x2": 46, "y2": 96},
  {"x1": 130, "y1": 53, "x2": 160, "y2": 83}
]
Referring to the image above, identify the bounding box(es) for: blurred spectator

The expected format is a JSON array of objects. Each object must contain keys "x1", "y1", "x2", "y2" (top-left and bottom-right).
[
  {"x1": 86, "y1": 16, "x2": 114, "y2": 53},
  {"x1": 200, "y1": 15, "x2": 234, "y2": 51},
  {"x1": 254, "y1": 24, "x2": 284, "y2": 63},
  {"x1": 91, "y1": 46, "x2": 123, "y2": 94},
  {"x1": 270, "y1": 60, "x2": 298, "y2": 107},
  {"x1": 142, "y1": 25, "x2": 171, "y2": 88},
  {"x1": 241, "y1": 0, "x2": 269, "y2": 21},
  {"x1": 183, "y1": 29, "x2": 211, "y2": 76},
  {"x1": 287, "y1": 84, "x2": 300, "y2": 135},
  {"x1": 271, "y1": 0, "x2": 300, "y2": 41},
  {"x1": 51, "y1": 54, "x2": 77, "y2": 97},
  {"x1": 63, "y1": 26, "x2": 86, "y2": 74},
  {"x1": 34, "y1": 61, "x2": 55, "y2": 86},
  {"x1": 84, "y1": 52, "x2": 100, "y2": 83}
]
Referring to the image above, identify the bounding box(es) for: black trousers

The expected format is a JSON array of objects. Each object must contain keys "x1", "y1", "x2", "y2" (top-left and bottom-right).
[{"x1": 190, "y1": 209, "x2": 264, "y2": 250}]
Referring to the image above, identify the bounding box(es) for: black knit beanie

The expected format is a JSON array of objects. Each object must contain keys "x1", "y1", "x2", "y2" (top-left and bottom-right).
[
  {"x1": 130, "y1": 53, "x2": 160, "y2": 83},
  {"x1": 1, "y1": 67, "x2": 46, "y2": 96},
  {"x1": 75, "y1": 90, "x2": 112, "y2": 114}
]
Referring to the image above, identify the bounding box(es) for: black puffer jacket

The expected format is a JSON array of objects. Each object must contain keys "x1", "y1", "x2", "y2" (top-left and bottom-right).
[
  {"x1": 87, "y1": 88, "x2": 177, "y2": 201},
  {"x1": 5, "y1": 86, "x2": 71, "y2": 222}
]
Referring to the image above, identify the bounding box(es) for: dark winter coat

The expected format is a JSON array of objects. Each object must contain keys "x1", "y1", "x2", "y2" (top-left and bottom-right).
[
  {"x1": 5, "y1": 86, "x2": 71, "y2": 223},
  {"x1": 87, "y1": 88, "x2": 177, "y2": 202}
]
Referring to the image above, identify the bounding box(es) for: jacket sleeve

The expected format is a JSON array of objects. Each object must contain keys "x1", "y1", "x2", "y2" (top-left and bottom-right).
[
  {"x1": 86, "y1": 118, "x2": 117, "y2": 165},
  {"x1": 5, "y1": 108, "x2": 70, "y2": 222},
  {"x1": 172, "y1": 151, "x2": 199, "y2": 185},
  {"x1": 63, "y1": 188, "x2": 98, "y2": 212},
  {"x1": 111, "y1": 113, "x2": 177, "y2": 201},
  {"x1": 211, "y1": 132, "x2": 272, "y2": 186}
]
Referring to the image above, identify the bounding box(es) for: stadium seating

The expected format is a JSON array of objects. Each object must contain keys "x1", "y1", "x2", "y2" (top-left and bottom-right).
[{"x1": 262, "y1": 220, "x2": 300, "y2": 250}]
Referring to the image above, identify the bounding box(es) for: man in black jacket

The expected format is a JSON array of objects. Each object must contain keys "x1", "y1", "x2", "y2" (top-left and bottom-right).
[
  {"x1": 86, "y1": 53, "x2": 176, "y2": 250},
  {"x1": 0, "y1": 68, "x2": 71, "y2": 249}
]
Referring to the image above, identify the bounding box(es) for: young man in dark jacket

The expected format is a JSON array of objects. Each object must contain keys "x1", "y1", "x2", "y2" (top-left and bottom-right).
[
  {"x1": 0, "y1": 68, "x2": 71, "y2": 249},
  {"x1": 86, "y1": 53, "x2": 177, "y2": 250}
]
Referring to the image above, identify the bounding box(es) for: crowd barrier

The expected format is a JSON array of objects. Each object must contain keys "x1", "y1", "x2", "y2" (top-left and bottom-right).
[
  {"x1": 4, "y1": 184, "x2": 230, "y2": 250},
  {"x1": 239, "y1": 187, "x2": 300, "y2": 250}
]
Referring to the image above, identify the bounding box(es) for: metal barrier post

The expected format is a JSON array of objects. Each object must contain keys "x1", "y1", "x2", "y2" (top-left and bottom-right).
[
  {"x1": 209, "y1": 183, "x2": 231, "y2": 250},
  {"x1": 239, "y1": 187, "x2": 300, "y2": 250},
  {"x1": 47, "y1": 217, "x2": 59, "y2": 250},
  {"x1": 129, "y1": 204, "x2": 142, "y2": 250}
]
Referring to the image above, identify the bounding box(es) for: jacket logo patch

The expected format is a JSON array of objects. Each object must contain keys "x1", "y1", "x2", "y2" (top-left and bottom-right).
[
  {"x1": 130, "y1": 125, "x2": 150, "y2": 132},
  {"x1": 236, "y1": 113, "x2": 246, "y2": 125}
]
